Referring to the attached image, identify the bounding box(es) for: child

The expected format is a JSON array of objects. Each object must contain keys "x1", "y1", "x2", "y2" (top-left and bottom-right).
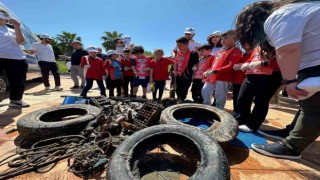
[
  {"x1": 150, "y1": 49, "x2": 174, "y2": 101},
  {"x1": 131, "y1": 46, "x2": 152, "y2": 99},
  {"x1": 105, "y1": 50, "x2": 122, "y2": 97},
  {"x1": 202, "y1": 30, "x2": 242, "y2": 109},
  {"x1": 121, "y1": 48, "x2": 135, "y2": 97},
  {"x1": 191, "y1": 44, "x2": 213, "y2": 103},
  {"x1": 232, "y1": 42, "x2": 253, "y2": 116},
  {"x1": 80, "y1": 46, "x2": 106, "y2": 97},
  {"x1": 174, "y1": 37, "x2": 199, "y2": 101}
]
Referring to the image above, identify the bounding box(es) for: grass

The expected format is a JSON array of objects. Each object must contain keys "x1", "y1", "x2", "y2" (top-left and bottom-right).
[{"x1": 57, "y1": 60, "x2": 69, "y2": 74}]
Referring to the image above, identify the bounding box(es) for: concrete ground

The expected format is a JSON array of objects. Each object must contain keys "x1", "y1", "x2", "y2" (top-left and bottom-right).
[{"x1": 0, "y1": 75, "x2": 319, "y2": 179}]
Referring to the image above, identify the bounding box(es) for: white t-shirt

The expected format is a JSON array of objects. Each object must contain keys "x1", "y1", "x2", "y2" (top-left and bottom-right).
[
  {"x1": 188, "y1": 40, "x2": 201, "y2": 51},
  {"x1": 210, "y1": 47, "x2": 223, "y2": 56},
  {"x1": 32, "y1": 42, "x2": 56, "y2": 62},
  {"x1": 264, "y1": 2, "x2": 320, "y2": 70},
  {"x1": 0, "y1": 26, "x2": 25, "y2": 60}
]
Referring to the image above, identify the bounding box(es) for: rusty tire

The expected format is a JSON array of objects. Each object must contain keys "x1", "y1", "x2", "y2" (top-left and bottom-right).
[
  {"x1": 17, "y1": 104, "x2": 101, "y2": 139},
  {"x1": 107, "y1": 125, "x2": 230, "y2": 180},
  {"x1": 160, "y1": 103, "x2": 238, "y2": 143}
]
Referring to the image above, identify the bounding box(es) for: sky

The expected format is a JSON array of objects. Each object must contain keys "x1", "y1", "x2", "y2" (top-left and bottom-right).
[{"x1": 1, "y1": 0, "x2": 258, "y2": 56}]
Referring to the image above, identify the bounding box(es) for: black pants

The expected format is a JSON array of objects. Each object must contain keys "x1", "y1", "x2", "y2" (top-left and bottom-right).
[
  {"x1": 109, "y1": 79, "x2": 122, "y2": 97},
  {"x1": 123, "y1": 76, "x2": 134, "y2": 97},
  {"x1": 237, "y1": 72, "x2": 282, "y2": 130},
  {"x1": 80, "y1": 78, "x2": 106, "y2": 97},
  {"x1": 152, "y1": 80, "x2": 166, "y2": 100},
  {"x1": 38, "y1": 61, "x2": 61, "y2": 87},
  {"x1": 0, "y1": 58, "x2": 27, "y2": 101},
  {"x1": 105, "y1": 76, "x2": 112, "y2": 90},
  {"x1": 176, "y1": 76, "x2": 192, "y2": 101},
  {"x1": 232, "y1": 83, "x2": 241, "y2": 113},
  {"x1": 191, "y1": 79, "x2": 204, "y2": 103}
]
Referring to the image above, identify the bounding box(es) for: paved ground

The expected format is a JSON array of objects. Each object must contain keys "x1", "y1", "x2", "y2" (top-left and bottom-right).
[{"x1": 0, "y1": 75, "x2": 319, "y2": 179}]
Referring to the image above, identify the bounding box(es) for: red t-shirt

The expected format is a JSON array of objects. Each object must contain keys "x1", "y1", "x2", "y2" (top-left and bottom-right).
[
  {"x1": 233, "y1": 53, "x2": 251, "y2": 84},
  {"x1": 80, "y1": 56, "x2": 105, "y2": 80},
  {"x1": 206, "y1": 47, "x2": 242, "y2": 83},
  {"x1": 175, "y1": 51, "x2": 191, "y2": 76},
  {"x1": 121, "y1": 58, "x2": 134, "y2": 77},
  {"x1": 246, "y1": 47, "x2": 280, "y2": 75},
  {"x1": 150, "y1": 57, "x2": 174, "y2": 81},
  {"x1": 193, "y1": 55, "x2": 213, "y2": 80},
  {"x1": 133, "y1": 55, "x2": 152, "y2": 77}
]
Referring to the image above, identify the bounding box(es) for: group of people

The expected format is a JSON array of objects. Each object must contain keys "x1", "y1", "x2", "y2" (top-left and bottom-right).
[{"x1": 0, "y1": 0, "x2": 319, "y2": 161}]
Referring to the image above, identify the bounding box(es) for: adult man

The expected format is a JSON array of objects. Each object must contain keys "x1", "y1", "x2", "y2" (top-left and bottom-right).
[
  {"x1": 97, "y1": 47, "x2": 107, "y2": 61},
  {"x1": 25, "y1": 34, "x2": 62, "y2": 91},
  {"x1": 70, "y1": 40, "x2": 88, "y2": 89}
]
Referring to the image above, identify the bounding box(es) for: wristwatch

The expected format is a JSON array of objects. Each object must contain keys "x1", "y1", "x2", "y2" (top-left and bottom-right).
[{"x1": 282, "y1": 79, "x2": 297, "y2": 85}]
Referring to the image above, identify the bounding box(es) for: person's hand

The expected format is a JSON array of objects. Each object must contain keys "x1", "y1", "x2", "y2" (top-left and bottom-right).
[
  {"x1": 241, "y1": 63, "x2": 250, "y2": 72},
  {"x1": 58, "y1": 55, "x2": 66, "y2": 59},
  {"x1": 84, "y1": 65, "x2": 91, "y2": 69},
  {"x1": 8, "y1": 19, "x2": 21, "y2": 29},
  {"x1": 192, "y1": 66, "x2": 198, "y2": 71},
  {"x1": 286, "y1": 83, "x2": 308, "y2": 99},
  {"x1": 249, "y1": 61, "x2": 261, "y2": 69},
  {"x1": 233, "y1": 63, "x2": 242, "y2": 71},
  {"x1": 143, "y1": 67, "x2": 150, "y2": 72}
]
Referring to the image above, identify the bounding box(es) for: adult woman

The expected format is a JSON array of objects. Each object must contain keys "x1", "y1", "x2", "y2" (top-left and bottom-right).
[
  {"x1": 0, "y1": 10, "x2": 29, "y2": 108},
  {"x1": 206, "y1": 31, "x2": 223, "y2": 55},
  {"x1": 235, "y1": 0, "x2": 320, "y2": 160}
]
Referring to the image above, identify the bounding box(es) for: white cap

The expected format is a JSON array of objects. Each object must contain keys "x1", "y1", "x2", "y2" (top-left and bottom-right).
[
  {"x1": 211, "y1": 31, "x2": 222, "y2": 36},
  {"x1": 184, "y1": 27, "x2": 195, "y2": 35},
  {"x1": 87, "y1": 46, "x2": 99, "y2": 53},
  {"x1": 40, "y1": 34, "x2": 53, "y2": 39},
  {"x1": 72, "y1": 39, "x2": 82, "y2": 44},
  {"x1": 106, "y1": 50, "x2": 118, "y2": 56},
  {"x1": 0, "y1": 11, "x2": 9, "y2": 20}
]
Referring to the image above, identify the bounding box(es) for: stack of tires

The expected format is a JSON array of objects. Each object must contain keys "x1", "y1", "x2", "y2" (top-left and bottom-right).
[{"x1": 108, "y1": 103, "x2": 239, "y2": 180}]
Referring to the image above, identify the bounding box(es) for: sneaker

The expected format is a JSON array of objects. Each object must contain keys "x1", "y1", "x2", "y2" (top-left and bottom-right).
[
  {"x1": 239, "y1": 125, "x2": 254, "y2": 133},
  {"x1": 269, "y1": 104, "x2": 279, "y2": 109},
  {"x1": 53, "y1": 86, "x2": 63, "y2": 91},
  {"x1": 9, "y1": 100, "x2": 30, "y2": 108},
  {"x1": 80, "y1": 85, "x2": 85, "y2": 89},
  {"x1": 142, "y1": 95, "x2": 147, "y2": 99},
  {"x1": 44, "y1": 86, "x2": 50, "y2": 90},
  {"x1": 257, "y1": 129, "x2": 289, "y2": 140},
  {"x1": 70, "y1": 85, "x2": 80, "y2": 89},
  {"x1": 251, "y1": 142, "x2": 301, "y2": 160}
]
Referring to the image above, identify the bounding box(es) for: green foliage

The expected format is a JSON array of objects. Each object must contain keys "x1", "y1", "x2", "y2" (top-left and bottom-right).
[
  {"x1": 56, "y1": 60, "x2": 69, "y2": 74},
  {"x1": 144, "y1": 50, "x2": 155, "y2": 59},
  {"x1": 55, "y1": 31, "x2": 81, "y2": 56},
  {"x1": 101, "y1": 31, "x2": 123, "y2": 51}
]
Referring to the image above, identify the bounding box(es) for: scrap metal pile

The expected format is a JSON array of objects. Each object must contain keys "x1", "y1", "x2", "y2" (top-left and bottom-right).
[{"x1": 0, "y1": 97, "x2": 163, "y2": 179}]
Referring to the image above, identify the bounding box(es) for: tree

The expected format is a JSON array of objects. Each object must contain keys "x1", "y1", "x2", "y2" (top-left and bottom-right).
[
  {"x1": 55, "y1": 31, "x2": 81, "y2": 56},
  {"x1": 101, "y1": 31, "x2": 123, "y2": 51},
  {"x1": 144, "y1": 50, "x2": 155, "y2": 59}
]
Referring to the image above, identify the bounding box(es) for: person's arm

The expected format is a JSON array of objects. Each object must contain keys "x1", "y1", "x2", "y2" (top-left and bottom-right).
[
  {"x1": 9, "y1": 19, "x2": 25, "y2": 44},
  {"x1": 23, "y1": 50, "x2": 36, "y2": 55},
  {"x1": 276, "y1": 43, "x2": 307, "y2": 99}
]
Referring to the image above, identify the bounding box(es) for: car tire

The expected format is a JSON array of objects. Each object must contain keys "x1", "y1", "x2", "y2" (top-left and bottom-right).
[
  {"x1": 17, "y1": 104, "x2": 101, "y2": 139},
  {"x1": 160, "y1": 104, "x2": 238, "y2": 143},
  {"x1": 107, "y1": 124, "x2": 230, "y2": 180}
]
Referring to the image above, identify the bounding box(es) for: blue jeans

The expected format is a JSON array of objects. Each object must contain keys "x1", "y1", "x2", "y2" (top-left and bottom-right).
[{"x1": 80, "y1": 78, "x2": 106, "y2": 97}]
